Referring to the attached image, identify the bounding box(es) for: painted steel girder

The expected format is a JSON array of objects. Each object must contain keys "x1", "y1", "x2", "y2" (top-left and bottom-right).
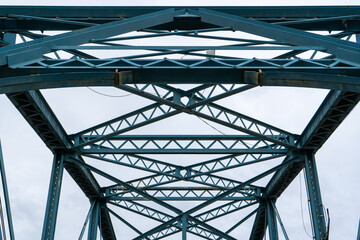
[
  {"x1": 2, "y1": 68, "x2": 360, "y2": 94},
  {"x1": 6, "y1": 90, "x2": 71, "y2": 151},
  {"x1": 297, "y1": 90, "x2": 360, "y2": 150},
  {"x1": 2, "y1": 6, "x2": 360, "y2": 31},
  {"x1": 70, "y1": 84, "x2": 213, "y2": 149},
  {"x1": 109, "y1": 165, "x2": 261, "y2": 192},
  {"x1": 98, "y1": 152, "x2": 271, "y2": 196},
  {"x1": 3, "y1": 49, "x2": 116, "y2": 240},
  {"x1": 106, "y1": 159, "x2": 291, "y2": 240},
  {"x1": 41, "y1": 151, "x2": 65, "y2": 240},
  {"x1": 133, "y1": 214, "x2": 237, "y2": 240},
  {"x1": 115, "y1": 83, "x2": 295, "y2": 148},
  {"x1": 260, "y1": 89, "x2": 360, "y2": 238},
  {"x1": 266, "y1": 90, "x2": 360, "y2": 198},
  {"x1": 72, "y1": 83, "x2": 295, "y2": 151},
  {"x1": 16, "y1": 31, "x2": 99, "y2": 60},
  {"x1": 1, "y1": 6, "x2": 360, "y2": 20},
  {"x1": 191, "y1": 8, "x2": 360, "y2": 65},
  {"x1": 19, "y1": 58, "x2": 360, "y2": 70},
  {"x1": 109, "y1": 187, "x2": 259, "y2": 201},
  {"x1": 87, "y1": 151, "x2": 282, "y2": 183},
  {"x1": 5, "y1": 91, "x2": 103, "y2": 198},
  {"x1": 0, "y1": 8, "x2": 184, "y2": 67},
  {"x1": 303, "y1": 152, "x2": 327, "y2": 239},
  {"x1": 249, "y1": 202, "x2": 266, "y2": 240},
  {"x1": 81, "y1": 138, "x2": 287, "y2": 154},
  {"x1": 110, "y1": 198, "x2": 257, "y2": 224},
  {"x1": 110, "y1": 200, "x2": 174, "y2": 223},
  {"x1": 99, "y1": 206, "x2": 117, "y2": 240},
  {"x1": 266, "y1": 200, "x2": 279, "y2": 240},
  {"x1": 109, "y1": 200, "x2": 232, "y2": 240},
  {"x1": 67, "y1": 156, "x2": 183, "y2": 216}
]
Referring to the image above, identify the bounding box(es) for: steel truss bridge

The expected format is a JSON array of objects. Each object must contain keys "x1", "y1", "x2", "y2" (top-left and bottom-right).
[{"x1": 0, "y1": 5, "x2": 360, "y2": 240}]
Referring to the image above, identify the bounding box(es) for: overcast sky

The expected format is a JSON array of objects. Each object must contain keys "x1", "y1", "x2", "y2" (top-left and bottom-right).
[{"x1": 0, "y1": 0, "x2": 359, "y2": 239}]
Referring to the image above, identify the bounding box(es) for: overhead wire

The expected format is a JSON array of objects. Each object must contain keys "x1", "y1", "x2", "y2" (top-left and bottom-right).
[
  {"x1": 196, "y1": 116, "x2": 227, "y2": 136},
  {"x1": 299, "y1": 170, "x2": 314, "y2": 238},
  {"x1": 87, "y1": 87, "x2": 132, "y2": 98}
]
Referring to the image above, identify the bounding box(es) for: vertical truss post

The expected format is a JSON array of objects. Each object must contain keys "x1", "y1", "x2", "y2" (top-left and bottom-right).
[
  {"x1": 266, "y1": 200, "x2": 279, "y2": 240},
  {"x1": 181, "y1": 215, "x2": 187, "y2": 240},
  {"x1": 41, "y1": 151, "x2": 65, "y2": 240},
  {"x1": 303, "y1": 152, "x2": 327, "y2": 240},
  {"x1": 88, "y1": 200, "x2": 100, "y2": 240},
  {"x1": 0, "y1": 141, "x2": 15, "y2": 240}
]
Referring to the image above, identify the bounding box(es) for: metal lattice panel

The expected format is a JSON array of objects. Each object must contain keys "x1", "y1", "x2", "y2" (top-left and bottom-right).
[{"x1": 0, "y1": 5, "x2": 359, "y2": 240}]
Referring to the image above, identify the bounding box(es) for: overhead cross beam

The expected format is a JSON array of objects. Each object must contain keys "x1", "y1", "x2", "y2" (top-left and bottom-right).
[
  {"x1": 192, "y1": 8, "x2": 360, "y2": 65},
  {"x1": 0, "y1": 8, "x2": 183, "y2": 67},
  {"x1": 2, "y1": 6, "x2": 360, "y2": 31}
]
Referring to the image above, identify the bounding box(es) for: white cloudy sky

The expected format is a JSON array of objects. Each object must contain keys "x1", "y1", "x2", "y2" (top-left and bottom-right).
[{"x1": 0, "y1": 0, "x2": 359, "y2": 239}]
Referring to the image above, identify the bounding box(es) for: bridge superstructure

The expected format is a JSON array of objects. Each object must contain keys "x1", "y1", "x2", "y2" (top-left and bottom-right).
[{"x1": 0, "y1": 6, "x2": 360, "y2": 239}]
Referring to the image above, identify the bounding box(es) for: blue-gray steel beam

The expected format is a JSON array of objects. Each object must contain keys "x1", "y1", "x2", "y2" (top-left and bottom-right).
[
  {"x1": 5, "y1": 91, "x2": 117, "y2": 239},
  {"x1": 110, "y1": 189, "x2": 257, "y2": 201},
  {"x1": 81, "y1": 135, "x2": 288, "y2": 155},
  {"x1": 259, "y1": 71, "x2": 360, "y2": 93},
  {"x1": 136, "y1": 174, "x2": 259, "y2": 195},
  {"x1": 249, "y1": 202, "x2": 266, "y2": 240},
  {"x1": 0, "y1": 141, "x2": 14, "y2": 240},
  {"x1": 266, "y1": 90, "x2": 360, "y2": 198},
  {"x1": 115, "y1": 84, "x2": 295, "y2": 148},
  {"x1": 91, "y1": 152, "x2": 280, "y2": 188},
  {"x1": 262, "y1": 90, "x2": 360, "y2": 239},
  {"x1": 113, "y1": 170, "x2": 259, "y2": 194},
  {"x1": 266, "y1": 200, "x2": 279, "y2": 240},
  {"x1": 78, "y1": 202, "x2": 95, "y2": 240},
  {"x1": 41, "y1": 151, "x2": 65, "y2": 240},
  {"x1": 87, "y1": 200, "x2": 100, "y2": 240},
  {"x1": 18, "y1": 31, "x2": 99, "y2": 60},
  {"x1": 83, "y1": 147, "x2": 286, "y2": 155},
  {"x1": 136, "y1": 160, "x2": 296, "y2": 240},
  {"x1": 265, "y1": 152, "x2": 303, "y2": 199},
  {"x1": 109, "y1": 200, "x2": 174, "y2": 223},
  {"x1": 194, "y1": 200, "x2": 258, "y2": 223},
  {"x1": 357, "y1": 219, "x2": 360, "y2": 240},
  {"x1": 2, "y1": 6, "x2": 360, "y2": 31},
  {"x1": 1, "y1": 6, "x2": 360, "y2": 19},
  {"x1": 6, "y1": 90, "x2": 71, "y2": 150},
  {"x1": 7, "y1": 14, "x2": 96, "y2": 27},
  {"x1": 223, "y1": 208, "x2": 259, "y2": 237},
  {"x1": 5, "y1": 91, "x2": 102, "y2": 198},
  {"x1": 54, "y1": 45, "x2": 325, "y2": 51},
  {"x1": 1, "y1": 33, "x2": 15, "y2": 47},
  {"x1": 91, "y1": 27, "x2": 231, "y2": 42},
  {"x1": 189, "y1": 217, "x2": 236, "y2": 240},
  {"x1": 0, "y1": 8, "x2": 182, "y2": 67},
  {"x1": 297, "y1": 90, "x2": 360, "y2": 151},
  {"x1": 72, "y1": 84, "x2": 281, "y2": 149},
  {"x1": 271, "y1": 201, "x2": 289, "y2": 240},
  {"x1": 17, "y1": 58, "x2": 360, "y2": 70},
  {"x1": 303, "y1": 152, "x2": 327, "y2": 239},
  {"x1": 193, "y1": 8, "x2": 360, "y2": 65},
  {"x1": 107, "y1": 207, "x2": 143, "y2": 236},
  {"x1": 98, "y1": 205, "x2": 116, "y2": 240},
  {"x1": 182, "y1": 215, "x2": 187, "y2": 240},
  {"x1": 111, "y1": 199, "x2": 257, "y2": 240},
  {"x1": 2, "y1": 70, "x2": 360, "y2": 96},
  {"x1": 67, "y1": 156, "x2": 183, "y2": 215}
]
